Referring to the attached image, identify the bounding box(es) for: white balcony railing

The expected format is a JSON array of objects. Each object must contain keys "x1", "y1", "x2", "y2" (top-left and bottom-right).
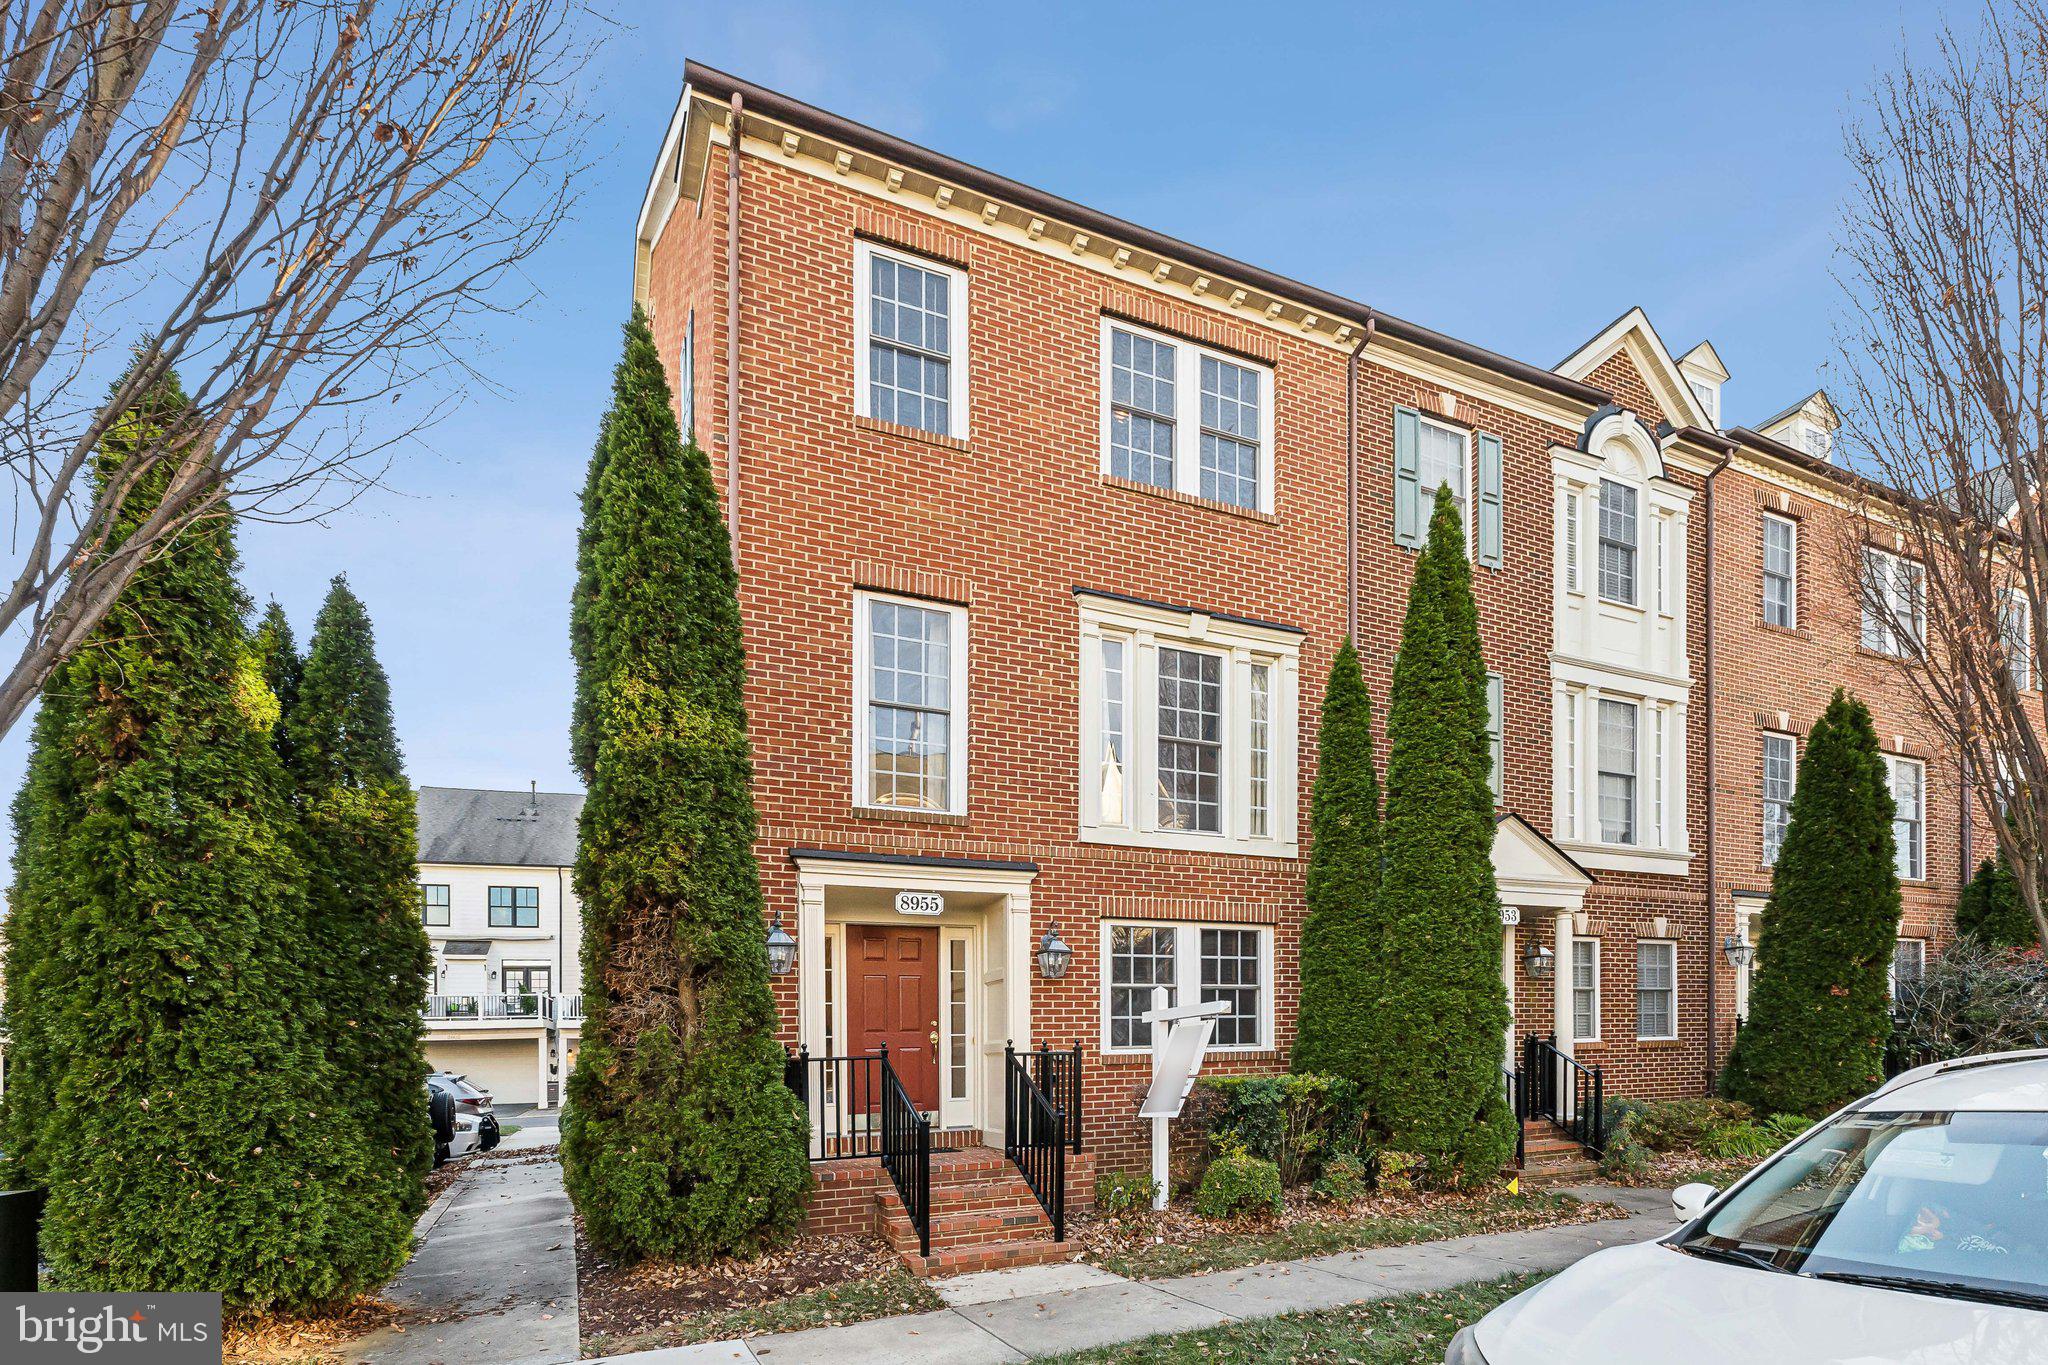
[
  {"x1": 557, "y1": 994, "x2": 583, "y2": 1023},
  {"x1": 424, "y1": 993, "x2": 552, "y2": 1023}
]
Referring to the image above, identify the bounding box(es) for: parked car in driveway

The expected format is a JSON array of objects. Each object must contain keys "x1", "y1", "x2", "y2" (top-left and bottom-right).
[
  {"x1": 1449, "y1": 1050, "x2": 2048, "y2": 1364},
  {"x1": 428, "y1": 1071, "x2": 500, "y2": 1166}
]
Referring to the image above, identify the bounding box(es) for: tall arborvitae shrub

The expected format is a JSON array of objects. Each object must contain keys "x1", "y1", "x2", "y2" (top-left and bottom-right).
[
  {"x1": 1292, "y1": 638, "x2": 1383, "y2": 1085},
  {"x1": 24, "y1": 377, "x2": 369, "y2": 1306},
  {"x1": 1957, "y1": 855, "x2": 2037, "y2": 949},
  {"x1": 562, "y1": 308, "x2": 809, "y2": 1260},
  {"x1": 1370, "y1": 487, "x2": 1515, "y2": 1184},
  {"x1": 1722, "y1": 689, "x2": 1900, "y2": 1116},
  {"x1": 0, "y1": 692, "x2": 78, "y2": 1190},
  {"x1": 282, "y1": 576, "x2": 434, "y2": 1251},
  {"x1": 255, "y1": 598, "x2": 303, "y2": 776}
]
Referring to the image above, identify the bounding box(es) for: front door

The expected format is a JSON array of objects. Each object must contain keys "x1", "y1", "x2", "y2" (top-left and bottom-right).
[{"x1": 848, "y1": 923, "x2": 940, "y2": 1113}]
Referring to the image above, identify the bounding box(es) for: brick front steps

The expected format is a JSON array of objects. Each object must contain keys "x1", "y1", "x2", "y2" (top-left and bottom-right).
[
  {"x1": 851, "y1": 1145, "x2": 1096, "y2": 1277},
  {"x1": 1517, "y1": 1120, "x2": 1601, "y2": 1187}
]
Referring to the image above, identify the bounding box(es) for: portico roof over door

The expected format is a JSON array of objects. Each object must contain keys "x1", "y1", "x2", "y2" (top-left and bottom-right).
[{"x1": 1493, "y1": 811, "x2": 1593, "y2": 912}]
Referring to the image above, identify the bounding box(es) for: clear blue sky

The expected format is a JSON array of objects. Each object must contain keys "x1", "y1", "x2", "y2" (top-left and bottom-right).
[{"x1": 0, "y1": 0, "x2": 1956, "y2": 863}]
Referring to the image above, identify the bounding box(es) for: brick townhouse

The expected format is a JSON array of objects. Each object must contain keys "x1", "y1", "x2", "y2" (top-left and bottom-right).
[{"x1": 622, "y1": 62, "x2": 1972, "y2": 1230}]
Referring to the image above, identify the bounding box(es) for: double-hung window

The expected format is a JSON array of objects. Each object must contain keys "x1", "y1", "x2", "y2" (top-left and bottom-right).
[
  {"x1": 1636, "y1": 940, "x2": 1677, "y2": 1040},
  {"x1": 1081, "y1": 594, "x2": 1298, "y2": 853},
  {"x1": 855, "y1": 592, "x2": 968, "y2": 814},
  {"x1": 1103, "y1": 921, "x2": 1270, "y2": 1052},
  {"x1": 1597, "y1": 699, "x2": 1639, "y2": 844},
  {"x1": 1884, "y1": 754, "x2": 1925, "y2": 881},
  {"x1": 1762, "y1": 514, "x2": 1797, "y2": 628},
  {"x1": 2004, "y1": 589, "x2": 2033, "y2": 691},
  {"x1": 488, "y1": 885, "x2": 539, "y2": 928},
  {"x1": 1861, "y1": 548, "x2": 1924, "y2": 657},
  {"x1": 1571, "y1": 939, "x2": 1600, "y2": 1042},
  {"x1": 1416, "y1": 418, "x2": 1470, "y2": 533},
  {"x1": 1890, "y1": 938, "x2": 1926, "y2": 992},
  {"x1": 855, "y1": 242, "x2": 968, "y2": 439},
  {"x1": 1485, "y1": 673, "x2": 1504, "y2": 803},
  {"x1": 1100, "y1": 320, "x2": 1272, "y2": 511},
  {"x1": 1598, "y1": 479, "x2": 1639, "y2": 604},
  {"x1": 1761, "y1": 732, "x2": 1795, "y2": 866},
  {"x1": 421, "y1": 883, "x2": 450, "y2": 927}
]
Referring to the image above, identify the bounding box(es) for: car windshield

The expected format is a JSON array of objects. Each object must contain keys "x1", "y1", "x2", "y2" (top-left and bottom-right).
[{"x1": 1676, "y1": 1109, "x2": 2048, "y2": 1305}]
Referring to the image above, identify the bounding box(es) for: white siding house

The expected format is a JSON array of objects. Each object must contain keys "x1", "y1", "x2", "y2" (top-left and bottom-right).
[{"x1": 416, "y1": 785, "x2": 584, "y2": 1107}]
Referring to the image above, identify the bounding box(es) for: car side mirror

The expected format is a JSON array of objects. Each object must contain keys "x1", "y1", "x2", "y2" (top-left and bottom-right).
[{"x1": 1672, "y1": 1181, "x2": 1718, "y2": 1222}]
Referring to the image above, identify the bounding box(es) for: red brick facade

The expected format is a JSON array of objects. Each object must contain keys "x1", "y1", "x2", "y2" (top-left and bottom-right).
[{"x1": 635, "y1": 69, "x2": 1967, "y2": 1178}]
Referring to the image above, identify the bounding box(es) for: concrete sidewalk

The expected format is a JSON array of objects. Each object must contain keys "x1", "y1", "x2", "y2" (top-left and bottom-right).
[
  {"x1": 347, "y1": 1150, "x2": 580, "y2": 1365},
  {"x1": 591, "y1": 1184, "x2": 1674, "y2": 1364}
]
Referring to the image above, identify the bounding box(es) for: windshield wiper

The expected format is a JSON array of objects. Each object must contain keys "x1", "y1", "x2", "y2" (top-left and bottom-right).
[
  {"x1": 1805, "y1": 1271, "x2": 2048, "y2": 1312},
  {"x1": 1676, "y1": 1242, "x2": 1787, "y2": 1274}
]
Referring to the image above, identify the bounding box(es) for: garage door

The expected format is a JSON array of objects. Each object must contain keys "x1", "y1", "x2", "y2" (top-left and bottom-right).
[{"x1": 427, "y1": 1038, "x2": 543, "y2": 1106}]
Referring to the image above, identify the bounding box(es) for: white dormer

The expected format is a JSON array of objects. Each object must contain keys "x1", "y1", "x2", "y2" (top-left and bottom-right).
[
  {"x1": 1755, "y1": 390, "x2": 1839, "y2": 464},
  {"x1": 1677, "y1": 341, "x2": 1729, "y2": 431}
]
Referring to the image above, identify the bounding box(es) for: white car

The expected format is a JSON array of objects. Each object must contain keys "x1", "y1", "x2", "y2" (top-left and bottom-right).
[{"x1": 1450, "y1": 1050, "x2": 2048, "y2": 1364}]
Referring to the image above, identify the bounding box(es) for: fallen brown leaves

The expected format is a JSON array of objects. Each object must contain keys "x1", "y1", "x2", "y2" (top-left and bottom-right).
[{"x1": 221, "y1": 1298, "x2": 405, "y2": 1364}]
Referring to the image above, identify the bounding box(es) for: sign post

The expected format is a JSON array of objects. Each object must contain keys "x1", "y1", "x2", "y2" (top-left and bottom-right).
[{"x1": 1139, "y1": 989, "x2": 1229, "y2": 1211}]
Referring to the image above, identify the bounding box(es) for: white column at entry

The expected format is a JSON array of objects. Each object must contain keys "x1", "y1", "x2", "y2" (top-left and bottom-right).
[
  {"x1": 796, "y1": 881, "x2": 827, "y2": 1053},
  {"x1": 536, "y1": 1035, "x2": 550, "y2": 1111},
  {"x1": 1500, "y1": 912, "x2": 1518, "y2": 1069},
  {"x1": 1553, "y1": 911, "x2": 1574, "y2": 1056}
]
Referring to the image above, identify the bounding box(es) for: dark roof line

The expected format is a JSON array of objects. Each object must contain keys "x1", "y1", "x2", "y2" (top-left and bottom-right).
[
  {"x1": 1072, "y1": 586, "x2": 1305, "y2": 636},
  {"x1": 682, "y1": 61, "x2": 1611, "y2": 409},
  {"x1": 1749, "y1": 392, "x2": 1826, "y2": 434},
  {"x1": 788, "y1": 848, "x2": 1040, "y2": 873}
]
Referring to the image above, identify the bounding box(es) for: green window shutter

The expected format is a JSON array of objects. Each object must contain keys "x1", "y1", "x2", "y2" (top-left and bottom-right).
[
  {"x1": 1394, "y1": 406, "x2": 1422, "y2": 547},
  {"x1": 1477, "y1": 431, "x2": 1504, "y2": 568},
  {"x1": 1486, "y1": 672, "x2": 1505, "y2": 802}
]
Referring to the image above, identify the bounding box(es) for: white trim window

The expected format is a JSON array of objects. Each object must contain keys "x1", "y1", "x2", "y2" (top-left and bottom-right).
[
  {"x1": 854, "y1": 241, "x2": 969, "y2": 439},
  {"x1": 853, "y1": 592, "x2": 969, "y2": 814},
  {"x1": 1890, "y1": 937, "x2": 1927, "y2": 993},
  {"x1": 1571, "y1": 939, "x2": 1601, "y2": 1042},
  {"x1": 1884, "y1": 754, "x2": 1925, "y2": 881},
  {"x1": 1598, "y1": 478, "x2": 1639, "y2": 605},
  {"x1": 1485, "y1": 672, "x2": 1505, "y2": 804},
  {"x1": 1101, "y1": 921, "x2": 1272, "y2": 1053},
  {"x1": 1099, "y1": 319, "x2": 1274, "y2": 512},
  {"x1": 1080, "y1": 594, "x2": 1299, "y2": 855},
  {"x1": 1417, "y1": 415, "x2": 1471, "y2": 537},
  {"x1": 1762, "y1": 513, "x2": 1797, "y2": 629},
  {"x1": 1860, "y1": 547, "x2": 1924, "y2": 657},
  {"x1": 1597, "y1": 698, "x2": 1639, "y2": 845},
  {"x1": 2004, "y1": 589, "x2": 2033, "y2": 691},
  {"x1": 1636, "y1": 940, "x2": 1677, "y2": 1040},
  {"x1": 1761, "y1": 732, "x2": 1795, "y2": 866},
  {"x1": 679, "y1": 308, "x2": 696, "y2": 440}
]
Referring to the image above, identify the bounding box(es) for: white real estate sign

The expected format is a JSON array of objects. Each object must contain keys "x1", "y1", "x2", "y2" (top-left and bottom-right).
[{"x1": 1140, "y1": 990, "x2": 1228, "y2": 1210}]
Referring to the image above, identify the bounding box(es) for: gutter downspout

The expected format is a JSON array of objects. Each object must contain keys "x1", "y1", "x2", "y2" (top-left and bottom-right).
[
  {"x1": 725, "y1": 91, "x2": 744, "y2": 556},
  {"x1": 1703, "y1": 451, "x2": 1729, "y2": 1092},
  {"x1": 1344, "y1": 314, "x2": 1377, "y2": 645}
]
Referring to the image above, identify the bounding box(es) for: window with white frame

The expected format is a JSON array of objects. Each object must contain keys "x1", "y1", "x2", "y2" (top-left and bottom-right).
[
  {"x1": 1080, "y1": 595, "x2": 1298, "y2": 853},
  {"x1": 1417, "y1": 416, "x2": 1470, "y2": 533},
  {"x1": 1598, "y1": 479, "x2": 1639, "y2": 604},
  {"x1": 1762, "y1": 514, "x2": 1796, "y2": 628},
  {"x1": 679, "y1": 308, "x2": 695, "y2": 440},
  {"x1": 1571, "y1": 939, "x2": 1600, "y2": 1041},
  {"x1": 855, "y1": 242, "x2": 968, "y2": 439},
  {"x1": 1890, "y1": 937, "x2": 1926, "y2": 992},
  {"x1": 1597, "y1": 698, "x2": 1639, "y2": 844},
  {"x1": 1688, "y1": 378, "x2": 1720, "y2": 426},
  {"x1": 1103, "y1": 922, "x2": 1270, "y2": 1052},
  {"x1": 854, "y1": 592, "x2": 968, "y2": 813},
  {"x1": 1803, "y1": 425, "x2": 1832, "y2": 461},
  {"x1": 1861, "y1": 547, "x2": 1924, "y2": 657},
  {"x1": 1884, "y1": 754, "x2": 1925, "y2": 881},
  {"x1": 1099, "y1": 320, "x2": 1272, "y2": 511},
  {"x1": 1761, "y1": 732, "x2": 1795, "y2": 866},
  {"x1": 2004, "y1": 589, "x2": 2033, "y2": 691},
  {"x1": 1485, "y1": 672, "x2": 1504, "y2": 803},
  {"x1": 1637, "y1": 940, "x2": 1677, "y2": 1040},
  {"x1": 1563, "y1": 494, "x2": 1580, "y2": 593}
]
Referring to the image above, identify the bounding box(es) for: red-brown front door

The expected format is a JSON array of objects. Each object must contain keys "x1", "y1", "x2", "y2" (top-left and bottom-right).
[{"x1": 848, "y1": 923, "x2": 940, "y2": 1113}]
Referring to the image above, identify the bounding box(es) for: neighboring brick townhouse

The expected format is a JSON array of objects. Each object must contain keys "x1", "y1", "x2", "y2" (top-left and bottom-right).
[{"x1": 623, "y1": 61, "x2": 1976, "y2": 1235}]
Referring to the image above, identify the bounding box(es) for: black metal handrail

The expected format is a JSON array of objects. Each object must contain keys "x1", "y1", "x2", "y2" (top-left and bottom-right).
[
  {"x1": 1026, "y1": 1043, "x2": 1084, "y2": 1154},
  {"x1": 783, "y1": 1045, "x2": 886, "y2": 1160},
  {"x1": 1004, "y1": 1044, "x2": 1067, "y2": 1242},
  {"x1": 1522, "y1": 1033, "x2": 1605, "y2": 1156},
  {"x1": 878, "y1": 1050, "x2": 932, "y2": 1258},
  {"x1": 1502, "y1": 1066, "x2": 1525, "y2": 1168}
]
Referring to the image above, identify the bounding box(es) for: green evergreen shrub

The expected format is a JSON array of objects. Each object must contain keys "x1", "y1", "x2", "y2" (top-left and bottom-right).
[
  {"x1": 1293, "y1": 638, "x2": 1382, "y2": 1085},
  {"x1": 0, "y1": 695, "x2": 78, "y2": 1190},
  {"x1": 1627, "y1": 1099, "x2": 1751, "y2": 1152},
  {"x1": 1957, "y1": 857, "x2": 2038, "y2": 949},
  {"x1": 1310, "y1": 1153, "x2": 1370, "y2": 1202},
  {"x1": 1721, "y1": 690, "x2": 1901, "y2": 1116},
  {"x1": 1194, "y1": 1150, "x2": 1284, "y2": 1219},
  {"x1": 281, "y1": 576, "x2": 434, "y2": 1257},
  {"x1": 1375, "y1": 1150, "x2": 1422, "y2": 1194},
  {"x1": 1369, "y1": 488, "x2": 1516, "y2": 1183},
  {"x1": 561, "y1": 309, "x2": 810, "y2": 1261},
  {"x1": 1198, "y1": 1073, "x2": 1369, "y2": 1186},
  {"x1": 1094, "y1": 1170, "x2": 1159, "y2": 1217},
  {"x1": 13, "y1": 376, "x2": 370, "y2": 1307}
]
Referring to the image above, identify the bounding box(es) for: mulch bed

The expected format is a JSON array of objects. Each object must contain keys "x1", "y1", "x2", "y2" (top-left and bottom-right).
[
  {"x1": 575, "y1": 1219, "x2": 902, "y2": 1343},
  {"x1": 222, "y1": 1298, "x2": 410, "y2": 1364}
]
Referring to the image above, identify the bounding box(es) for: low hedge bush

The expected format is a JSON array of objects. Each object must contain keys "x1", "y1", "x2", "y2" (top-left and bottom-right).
[
  {"x1": 1198, "y1": 1073, "x2": 1369, "y2": 1187},
  {"x1": 1094, "y1": 1169, "x2": 1159, "y2": 1218},
  {"x1": 1310, "y1": 1152, "x2": 1370, "y2": 1202},
  {"x1": 1194, "y1": 1149, "x2": 1284, "y2": 1219}
]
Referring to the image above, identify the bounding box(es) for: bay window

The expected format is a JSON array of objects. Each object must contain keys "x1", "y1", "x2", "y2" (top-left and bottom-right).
[{"x1": 1103, "y1": 920, "x2": 1271, "y2": 1053}]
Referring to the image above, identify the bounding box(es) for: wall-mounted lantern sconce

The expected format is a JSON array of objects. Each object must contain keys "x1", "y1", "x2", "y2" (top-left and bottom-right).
[
  {"x1": 1722, "y1": 933, "x2": 1756, "y2": 971},
  {"x1": 1522, "y1": 943, "x2": 1555, "y2": 978},
  {"x1": 1036, "y1": 924, "x2": 1072, "y2": 979},
  {"x1": 765, "y1": 914, "x2": 798, "y2": 976}
]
